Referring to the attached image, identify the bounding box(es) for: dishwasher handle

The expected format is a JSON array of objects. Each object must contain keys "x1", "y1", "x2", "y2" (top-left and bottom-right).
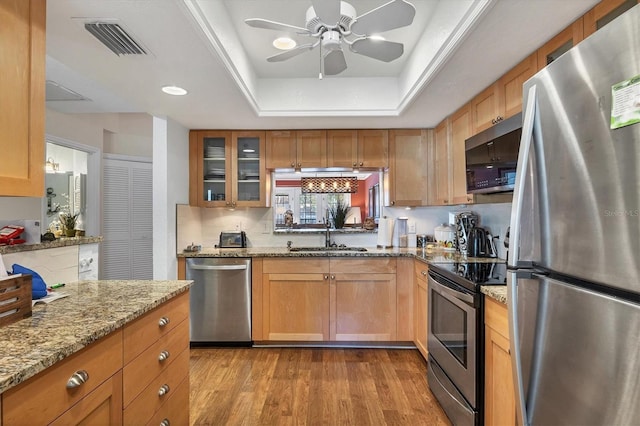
[{"x1": 188, "y1": 264, "x2": 247, "y2": 271}]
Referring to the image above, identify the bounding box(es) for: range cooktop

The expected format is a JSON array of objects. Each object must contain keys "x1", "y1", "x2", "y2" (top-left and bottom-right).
[{"x1": 430, "y1": 262, "x2": 507, "y2": 292}]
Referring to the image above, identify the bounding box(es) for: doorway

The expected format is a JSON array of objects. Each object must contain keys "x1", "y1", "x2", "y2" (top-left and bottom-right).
[{"x1": 42, "y1": 135, "x2": 100, "y2": 237}]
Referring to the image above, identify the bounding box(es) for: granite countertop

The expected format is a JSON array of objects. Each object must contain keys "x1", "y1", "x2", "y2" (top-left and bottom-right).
[
  {"x1": 179, "y1": 247, "x2": 509, "y2": 305},
  {"x1": 0, "y1": 279, "x2": 192, "y2": 395},
  {"x1": 481, "y1": 286, "x2": 508, "y2": 304},
  {"x1": 179, "y1": 246, "x2": 505, "y2": 264},
  {"x1": 0, "y1": 236, "x2": 103, "y2": 255}
]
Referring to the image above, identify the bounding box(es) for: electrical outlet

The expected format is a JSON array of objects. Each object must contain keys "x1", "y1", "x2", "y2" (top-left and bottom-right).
[
  {"x1": 408, "y1": 220, "x2": 416, "y2": 234},
  {"x1": 262, "y1": 222, "x2": 271, "y2": 234}
]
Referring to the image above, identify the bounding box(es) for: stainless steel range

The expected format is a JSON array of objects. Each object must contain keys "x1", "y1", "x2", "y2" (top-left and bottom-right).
[{"x1": 427, "y1": 262, "x2": 506, "y2": 426}]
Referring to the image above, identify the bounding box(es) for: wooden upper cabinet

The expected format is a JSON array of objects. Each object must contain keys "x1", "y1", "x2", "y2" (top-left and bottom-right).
[
  {"x1": 499, "y1": 53, "x2": 538, "y2": 121},
  {"x1": 0, "y1": 0, "x2": 45, "y2": 197},
  {"x1": 323, "y1": 129, "x2": 389, "y2": 169},
  {"x1": 327, "y1": 130, "x2": 357, "y2": 168},
  {"x1": 450, "y1": 104, "x2": 474, "y2": 205},
  {"x1": 537, "y1": 18, "x2": 584, "y2": 70},
  {"x1": 266, "y1": 130, "x2": 296, "y2": 169},
  {"x1": 583, "y1": 0, "x2": 638, "y2": 37},
  {"x1": 266, "y1": 130, "x2": 326, "y2": 169},
  {"x1": 471, "y1": 53, "x2": 537, "y2": 135},
  {"x1": 384, "y1": 129, "x2": 430, "y2": 207},
  {"x1": 431, "y1": 119, "x2": 450, "y2": 206},
  {"x1": 470, "y1": 83, "x2": 500, "y2": 134},
  {"x1": 189, "y1": 130, "x2": 267, "y2": 208},
  {"x1": 296, "y1": 130, "x2": 327, "y2": 168},
  {"x1": 357, "y1": 129, "x2": 388, "y2": 169}
]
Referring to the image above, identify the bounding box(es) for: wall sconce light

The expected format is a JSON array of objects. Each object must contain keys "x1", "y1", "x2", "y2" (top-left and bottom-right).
[{"x1": 45, "y1": 157, "x2": 59, "y2": 173}]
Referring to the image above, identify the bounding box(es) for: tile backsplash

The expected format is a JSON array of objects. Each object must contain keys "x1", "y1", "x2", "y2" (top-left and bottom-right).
[{"x1": 176, "y1": 202, "x2": 512, "y2": 258}]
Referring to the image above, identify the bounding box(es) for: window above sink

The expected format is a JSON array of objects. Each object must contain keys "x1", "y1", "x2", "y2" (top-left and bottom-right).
[{"x1": 272, "y1": 171, "x2": 381, "y2": 233}]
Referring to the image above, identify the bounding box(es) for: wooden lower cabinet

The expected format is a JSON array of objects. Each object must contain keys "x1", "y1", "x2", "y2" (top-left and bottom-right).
[
  {"x1": 1, "y1": 292, "x2": 190, "y2": 426},
  {"x1": 484, "y1": 296, "x2": 516, "y2": 426},
  {"x1": 259, "y1": 258, "x2": 404, "y2": 342},
  {"x1": 263, "y1": 270, "x2": 331, "y2": 341},
  {"x1": 413, "y1": 260, "x2": 429, "y2": 360}
]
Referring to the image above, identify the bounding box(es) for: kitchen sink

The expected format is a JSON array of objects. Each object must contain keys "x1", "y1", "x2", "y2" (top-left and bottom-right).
[{"x1": 288, "y1": 246, "x2": 368, "y2": 252}]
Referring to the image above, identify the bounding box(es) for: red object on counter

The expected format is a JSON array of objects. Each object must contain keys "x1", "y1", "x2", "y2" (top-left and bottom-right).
[{"x1": 0, "y1": 225, "x2": 26, "y2": 245}]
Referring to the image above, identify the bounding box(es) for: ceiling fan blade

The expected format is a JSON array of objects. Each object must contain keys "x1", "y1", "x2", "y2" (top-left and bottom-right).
[
  {"x1": 267, "y1": 43, "x2": 317, "y2": 62},
  {"x1": 310, "y1": 0, "x2": 341, "y2": 26},
  {"x1": 323, "y1": 49, "x2": 347, "y2": 75},
  {"x1": 245, "y1": 18, "x2": 310, "y2": 34},
  {"x1": 350, "y1": 38, "x2": 404, "y2": 62},
  {"x1": 351, "y1": 0, "x2": 416, "y2": 35}
]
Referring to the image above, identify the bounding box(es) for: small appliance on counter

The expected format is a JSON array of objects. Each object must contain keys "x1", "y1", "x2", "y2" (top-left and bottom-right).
[
  {"x1": 468, "y1": 226, "x2": 498, "y2": 258},
  {"x1": 434, "y1": 224, "x2": 456, "y2": 251},
  {"x1": 218, "y1": 231, "x2": 247, "y2": 248}
]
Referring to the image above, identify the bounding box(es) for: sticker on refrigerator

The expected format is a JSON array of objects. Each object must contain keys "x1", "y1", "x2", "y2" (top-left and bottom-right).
[{"x1": 611, "y1": 74, "x2": 640, "y2": 129}]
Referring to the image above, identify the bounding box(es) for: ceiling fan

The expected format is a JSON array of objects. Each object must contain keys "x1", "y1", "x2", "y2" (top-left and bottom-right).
[{"x1": 245, "y1": 0, "x2": 416, "y2": 77}]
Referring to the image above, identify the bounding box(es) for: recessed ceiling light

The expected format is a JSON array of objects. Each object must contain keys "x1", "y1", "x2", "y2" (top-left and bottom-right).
[
  {"x1": 161, "y1": 85, "x2": 188, "y2": 96},
  {"x1": 273, "y1": 37, "x2": 296, "y2": 50}
]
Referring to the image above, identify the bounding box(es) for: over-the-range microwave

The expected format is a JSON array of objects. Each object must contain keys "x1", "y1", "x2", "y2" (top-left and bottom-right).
[{"x1": 465, "y1": 113, "x2": 522, "y2": 194}]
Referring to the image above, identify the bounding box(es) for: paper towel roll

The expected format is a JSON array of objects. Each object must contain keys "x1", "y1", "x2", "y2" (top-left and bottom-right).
[{"x1": 377, "y1": 218, "x2": 394, "y2": 248}]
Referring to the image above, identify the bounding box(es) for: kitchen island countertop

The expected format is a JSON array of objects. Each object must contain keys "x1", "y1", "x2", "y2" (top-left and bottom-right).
[{"x1": 0, "y1": 279, "x2": 192, "y2": 395}]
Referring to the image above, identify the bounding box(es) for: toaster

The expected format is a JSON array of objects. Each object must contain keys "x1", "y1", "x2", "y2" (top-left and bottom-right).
[{"x1": 218, "y1": 231, "x2": 247, "y2": 248}]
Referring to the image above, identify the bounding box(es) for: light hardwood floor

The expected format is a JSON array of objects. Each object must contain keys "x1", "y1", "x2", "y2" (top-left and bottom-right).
[{"x1": 190, "y1": 348, "x2": 451, "y2": 425}]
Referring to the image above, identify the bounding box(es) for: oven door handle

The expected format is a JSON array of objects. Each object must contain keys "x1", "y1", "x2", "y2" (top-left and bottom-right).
[{"x1": 429, "y1": 276, "x2": 474, "y2": 305}]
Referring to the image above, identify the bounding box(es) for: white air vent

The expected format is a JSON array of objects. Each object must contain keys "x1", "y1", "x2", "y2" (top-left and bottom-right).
[
  {"x1": 85, "y1": 22, "x2": 147, "y2": 56},
  {"x1": 45, "y1": 80, "x2": 90, "y2": 102}
]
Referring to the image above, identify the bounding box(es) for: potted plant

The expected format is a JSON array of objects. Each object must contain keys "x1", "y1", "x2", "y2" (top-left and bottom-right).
[
  {"x1": 330, "y1": 198, "x2": 350, "y2": 229},
  {"x1": 59, "y1": 211, "x2": 79, "y2": 237}
]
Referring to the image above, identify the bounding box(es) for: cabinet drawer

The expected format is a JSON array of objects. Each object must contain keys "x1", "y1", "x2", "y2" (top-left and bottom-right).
[
  {"x1": 414, "y1": 260, "x2": 429, "y2": 282},
  {"x1": 123, "y1": 292, "x2": 189, "y2": 364},
  {"x1": 2, "y1": 330, "x2": 123, "y2": 426},
  {"x1": 485, "y1": 296, "x2": 509, "y2": 338},
  {"x1": 123, "y1": 318, "x2": 189, "y2": 407},
  {"x1": 123, "y1": 347, "x2": 190, "y2": 426},
  {"x1": 263, "y1": 258, "x2": 329, "y2": 274},
  {"x1": 330, "y1": 258, "x2": 396, "y2": 274},
  {"x1": 144, "y1": 376, "x2": 190, "y2": 426}
]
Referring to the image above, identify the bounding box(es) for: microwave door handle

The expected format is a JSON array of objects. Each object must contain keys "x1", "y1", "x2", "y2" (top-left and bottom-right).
[{"x1": 509, "y1": 84, "x2": 537, "y2": 267}]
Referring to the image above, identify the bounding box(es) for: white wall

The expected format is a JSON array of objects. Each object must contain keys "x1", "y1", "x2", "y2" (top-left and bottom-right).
[{"x1": 153, "y1": 116, "x2": 189, "y2": 280}]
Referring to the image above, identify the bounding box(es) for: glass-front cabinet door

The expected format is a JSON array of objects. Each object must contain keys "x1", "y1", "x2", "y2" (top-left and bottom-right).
[
  {"x1": 232, "y1": 131, "x2": 266, "y2": 207},
  {"x1": 189, "y1": 130, "x2": 266, "y2": 207},
  {"x1": 195, "y1": 131, "x2": 231, "y2": 207}
]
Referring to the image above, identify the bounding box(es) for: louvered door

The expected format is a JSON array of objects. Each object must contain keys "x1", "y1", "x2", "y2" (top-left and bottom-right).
[{"x1": 102, "y1": 158, "x2": 153, "y2": 279}]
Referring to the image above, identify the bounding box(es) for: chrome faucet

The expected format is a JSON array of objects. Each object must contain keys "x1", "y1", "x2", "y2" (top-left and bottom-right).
[{"x1": 325, "y1": 209, "x2": 331, "y2": 248}]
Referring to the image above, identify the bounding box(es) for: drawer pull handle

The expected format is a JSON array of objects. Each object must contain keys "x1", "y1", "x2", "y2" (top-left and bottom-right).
[
  {"x1": 158, "y1": 350, "x2": 171, "y2": 362},
  {"x1": 158, "y1": 384, "x2": 170, "y2": 397},
  {"x1": 421, "y1": 270, "x2": 428, "y2": 276},
  {"x1": 66, "y1": 370, "x2": 89, "y2": 389},
  {"x1": 158, "y1": 317, "x2": 170, "y2": 327},
  {"x1": 160, "y1": 419, "x2": 171, "y2": 426}
]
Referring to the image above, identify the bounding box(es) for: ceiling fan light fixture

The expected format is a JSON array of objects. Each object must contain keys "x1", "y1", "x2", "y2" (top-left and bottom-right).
[
  {"x1": 273, "y1": 37, "x2": 297, "y2": 50},
  {"x1": 368, "y1": 35, "x2": 386, "y2": 41},
  {"x1": 161, "y1": 85, "x2": 188, "y2": 96}
]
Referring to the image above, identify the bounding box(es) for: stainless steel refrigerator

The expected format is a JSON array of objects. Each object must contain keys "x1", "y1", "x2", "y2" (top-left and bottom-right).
[{"x1": 508, "y1": 5, "x2": 640, "y2": 426}]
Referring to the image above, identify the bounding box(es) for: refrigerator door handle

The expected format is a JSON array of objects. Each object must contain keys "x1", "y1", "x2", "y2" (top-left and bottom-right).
[
  {"x1": 509, "y1": 84, "x2": 537, "y2": 267},
  {"x1": 508, "y1": 271, "x2": 529, "y2": 426}
]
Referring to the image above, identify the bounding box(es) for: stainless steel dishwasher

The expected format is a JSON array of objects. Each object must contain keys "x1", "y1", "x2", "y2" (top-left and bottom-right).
[{"x1": 186, "y1": 257, "x2": 251, "y2": 346}]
